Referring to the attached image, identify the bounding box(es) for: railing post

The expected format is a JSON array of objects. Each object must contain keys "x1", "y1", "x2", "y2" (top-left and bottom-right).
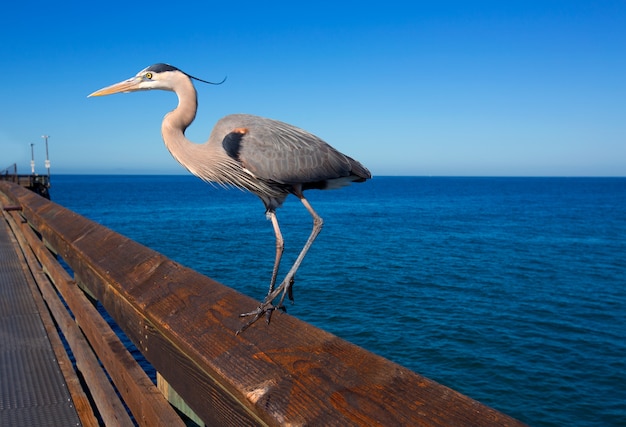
[{"x1": 157, "y1": 373, "x2": 205, "y2": 427}]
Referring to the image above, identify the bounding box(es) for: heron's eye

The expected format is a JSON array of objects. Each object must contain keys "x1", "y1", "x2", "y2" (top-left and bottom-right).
[{"x1": 145, "y1": 72, "x2": 153, "y2": 80}]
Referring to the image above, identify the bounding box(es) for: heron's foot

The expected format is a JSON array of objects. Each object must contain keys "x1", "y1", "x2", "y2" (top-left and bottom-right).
[
  {"x1": 236, "y1": 302, "x2": 286, "y2": 335},
  {"x1": 235, "y1": 276, "x2": 295, "y2": 335}
]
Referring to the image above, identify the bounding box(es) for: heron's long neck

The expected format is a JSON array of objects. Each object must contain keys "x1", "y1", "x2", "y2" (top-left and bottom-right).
[{"x1": 161, "y1": 78, "x2": 199, "y2": 167}]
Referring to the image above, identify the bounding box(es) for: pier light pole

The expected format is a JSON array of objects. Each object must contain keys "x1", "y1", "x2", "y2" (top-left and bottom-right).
[
  {"x1": 42, "y1": 135, "x2": 50, "y2": 178},
  {"x1": 30, "y1": 143, "x2": 35, "y2": 174}
]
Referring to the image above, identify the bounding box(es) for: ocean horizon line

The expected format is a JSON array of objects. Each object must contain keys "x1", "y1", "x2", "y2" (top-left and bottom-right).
[{"x1": 44, "y1": 172, "x2": 626, "y2": 179}]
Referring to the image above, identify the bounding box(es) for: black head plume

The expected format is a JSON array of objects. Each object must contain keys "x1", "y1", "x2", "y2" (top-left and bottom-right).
[{"x1": 146, "y1": 63, "x2": 226, "y2": 85}]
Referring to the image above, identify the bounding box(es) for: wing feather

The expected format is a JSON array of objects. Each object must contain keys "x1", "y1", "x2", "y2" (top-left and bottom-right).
[{"x1": 214, "y1": 114, "x2": 363, "y2": 185}]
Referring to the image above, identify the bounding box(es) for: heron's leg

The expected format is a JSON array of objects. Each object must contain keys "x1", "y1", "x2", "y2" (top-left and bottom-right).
[
  {"x1": 270, "y1": 196, "x2": 323, "y2": 307},
  {"x1": 266, "y1": 211, "x2": 284, "y2": 295},
  {"x1": 237, "y1": 196, "x2": 323, "y2": 335}
]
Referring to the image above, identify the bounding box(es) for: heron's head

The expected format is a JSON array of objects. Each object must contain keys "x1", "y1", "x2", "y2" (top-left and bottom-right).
[
  {"x1": 88, "y1": 63, "x2": 225, "y2": 97},
  {"x1": 88, "y1": 63, "x2": 182, "y2": 97}
]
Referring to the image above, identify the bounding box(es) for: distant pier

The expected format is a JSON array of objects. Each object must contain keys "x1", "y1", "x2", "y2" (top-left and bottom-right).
[{"x1": 1, "y1": 164, "x2": 50, "y2": 199}]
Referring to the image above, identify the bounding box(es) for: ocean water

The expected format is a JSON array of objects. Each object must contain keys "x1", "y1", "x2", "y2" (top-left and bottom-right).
[{"x1": 49, "y1": 175, "x2": 625, "y2": 427}]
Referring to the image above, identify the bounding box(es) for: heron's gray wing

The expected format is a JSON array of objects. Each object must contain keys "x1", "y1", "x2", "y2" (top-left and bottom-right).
[{"x1": 219, "y1": 114, "x2": 355, "y2": 184}]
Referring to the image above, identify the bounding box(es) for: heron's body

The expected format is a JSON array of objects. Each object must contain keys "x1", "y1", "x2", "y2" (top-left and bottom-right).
[
  {"x1": 90, "y1": 63, "x2": 371, "y2": 333},
  {"x1": 177, "y1": 113, "x2": 369, "y2": 211}
]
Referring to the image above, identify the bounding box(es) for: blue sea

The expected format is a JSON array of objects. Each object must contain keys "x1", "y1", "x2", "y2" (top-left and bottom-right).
[{"x1": 49, "y1": 175, "x2": 625, "y2": 427}]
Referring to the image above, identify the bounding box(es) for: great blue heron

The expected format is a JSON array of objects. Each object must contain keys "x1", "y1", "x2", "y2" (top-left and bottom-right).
[{"x1": 89, "y1": 63, "x2": 371, "y2": 333}]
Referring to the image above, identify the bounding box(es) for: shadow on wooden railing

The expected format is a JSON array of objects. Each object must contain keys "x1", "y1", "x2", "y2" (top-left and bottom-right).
[{"x1": 0, "y1": 181, "x2": 525, "y2": 427}]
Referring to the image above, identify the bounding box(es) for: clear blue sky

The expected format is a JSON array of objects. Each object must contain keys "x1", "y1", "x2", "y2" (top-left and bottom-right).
[{"x1": 1, "y1": 1, "x2": 625, "y2": 176}]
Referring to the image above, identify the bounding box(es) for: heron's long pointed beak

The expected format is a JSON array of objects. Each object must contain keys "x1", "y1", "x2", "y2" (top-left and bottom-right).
[{"x1": 88, "y1": 76, "x2": 142, "y2": 97}]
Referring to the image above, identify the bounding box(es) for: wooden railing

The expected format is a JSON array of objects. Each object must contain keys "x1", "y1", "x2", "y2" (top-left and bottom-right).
[{"x1": 0, "y1": 181, "x2": 526, "y2": 426}]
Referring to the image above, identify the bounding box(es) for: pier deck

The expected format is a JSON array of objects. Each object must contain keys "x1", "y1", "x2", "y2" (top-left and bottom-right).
[{"x1": 0, "y1": 217, "x2": 81, "y2": 425}]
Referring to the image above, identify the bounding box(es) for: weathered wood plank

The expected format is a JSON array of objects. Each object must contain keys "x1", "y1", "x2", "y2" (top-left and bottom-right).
[
  {"x1": 72, "y1": 262, "x2": 264, "y2": 426},
  {"x1": 1, "y1": 181, "x2": 527, "y2": 427}
]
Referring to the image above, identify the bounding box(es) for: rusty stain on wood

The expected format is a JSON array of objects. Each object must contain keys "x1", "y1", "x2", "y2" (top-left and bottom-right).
[{"x1": 0, "y1": 181, "x2": 527, "y2": 427}]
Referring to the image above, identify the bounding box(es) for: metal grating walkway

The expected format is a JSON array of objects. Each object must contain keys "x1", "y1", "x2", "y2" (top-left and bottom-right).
[{"x1": 0, "y1": 218, "x2": 81, "y2": 426}]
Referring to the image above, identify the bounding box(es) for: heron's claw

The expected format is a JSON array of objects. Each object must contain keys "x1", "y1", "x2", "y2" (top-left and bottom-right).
[
  {"x1": 235, "y1": 276, "x2": 295, "y2": 335},
  {"x1": 236, "y1": 302, "x2": 286, "y2": 335},
  {"x1": 287, "y1": 278, "x2": 295, "y2": 302}
]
